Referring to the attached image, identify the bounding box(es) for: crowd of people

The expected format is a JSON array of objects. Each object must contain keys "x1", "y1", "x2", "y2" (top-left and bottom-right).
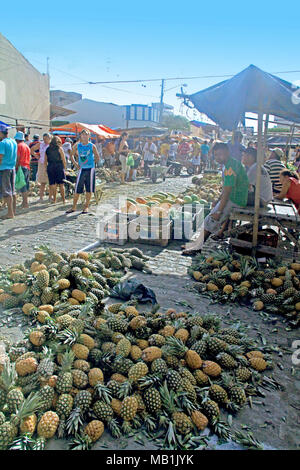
[{"x1": 1, "y1": 123, "x2": 300, "y2": 227}]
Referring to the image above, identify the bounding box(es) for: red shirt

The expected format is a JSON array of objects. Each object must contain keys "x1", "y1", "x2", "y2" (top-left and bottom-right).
[
  {"x1": 286, "y1": 177, "x2": 300, "y2": 214},
  {"x1": 17, "y1": 142, "x2": 31, "y2": 169}
]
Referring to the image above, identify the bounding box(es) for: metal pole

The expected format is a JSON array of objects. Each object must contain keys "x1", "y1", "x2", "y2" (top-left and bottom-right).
[
  {"x1": 252, "y1": 112, "x2": 263, "y2": 250},
  {"x1": 285, "y1": 123, "x2": 295, "y2": 165},
  {"x1": 263, "y1": 114, "x2": 269, "y2": 148},
  {"x1": 159, "y1": 79, "x2": 165, "y2": 123}
]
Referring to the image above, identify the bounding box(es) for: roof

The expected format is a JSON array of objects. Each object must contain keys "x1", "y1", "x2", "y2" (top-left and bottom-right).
[
  {"x1": 182, "y1": 64, "x2": 300, "y2": 131},
  {"x1": 50, "y1": 105, "x2": 76, "y2": 120}
]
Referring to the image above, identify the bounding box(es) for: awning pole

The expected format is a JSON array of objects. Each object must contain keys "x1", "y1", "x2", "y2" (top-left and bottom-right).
[{"x1": 252, "y1": 112, "x2": 264, "y2": 251}]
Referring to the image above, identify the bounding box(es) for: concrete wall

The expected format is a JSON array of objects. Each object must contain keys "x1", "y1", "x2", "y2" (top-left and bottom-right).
[{"x1": 0, "y1": 33, "x2": 50, "y2": 136}]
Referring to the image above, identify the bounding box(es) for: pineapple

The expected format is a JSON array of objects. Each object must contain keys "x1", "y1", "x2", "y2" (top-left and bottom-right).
[
  {"x1": 37, "y1": 411, "x2": 59, "y2": 439},
  {"x1": 72, "y1": 343, "x2": 89, "y2": 360},
  {"x1": 172, "y1": 412, "x2": 193, "y2": 435},
  {"x1": 141, "y1": 347, "x2": 162, "y2": 362},
  {"x1": 111, "y1": 398, "x2": 122, "y2": 416},
  {"x1": 143, "y1": 388, "x2": 162, "y2": 413},
  {"x1": 151, "y1": 358, "x2": 168, "y2": 377},
  {"x1": 7, "y1": 388, "x2": 25, "y2": 414},
  {"x1": 74, "y1": 390, "x2": 92, "y2": 413},
  {"x1": 130, "y1": 345, "x2": 142, "y2": 361},
  {"x1": 166, "y1": 370, "x2": 183, "y2": 391},
  {"x1": 236, "y1": 367, "x2": 252, "y2": 382},
  {"x1": 56, "y1": 351, "x2": 74, "y2": 394},
  {"x1": 38, "y1": 385, "x2": 55, "y2": 411},
  {"x1": 229, "y1": 386, "x2": 247, "y2": 406},
  {"x1": 120, "y1": 396, "x2": 138, "y2": 421},
  {"x1": 15, "y1": 357, "x2": 38, "y2": 376},
  {"x1": 206, "y1": 336, "x2": 228, "y2": 356},
  {"x1": 88, "y1": 368, "x2": 104, "y2": 387},
  {"x1": 249, "y1": 357, "x2": 267, "y2": 371},
  {"x1": 85, "y1": 420, "x2": 104, "y2": 442},
  {"x1": 165, "y1": 337, "x2": 202, "y2": 369},
  {"x1": 108, "y1": 303, "x2": 123, "y2": 314},
  {"x1": 128, "y1": 362, "x2": 149, "y2": 383},
  {"x1": 56, "y1": 393, "x2": 74, "y2": 417},
  {"x1": 191, "y1": 410, "x2": 208, "y2": 431},
  {"x1": 178, "y1": 367, "x2": 197, "y2": 386},
  {"x1": 191, "y1": 339, "x2": 207, "y2": 356},
  {"x1": 35, "y1": 270, "x2": 50, "y2": 290},
  {"x1": 202, "y1": 361, "x2": 222, "y2": 377},
  {"x1": 71, "y1": 370, "x2": 88, "y2": 389},
  {"x1": 73, "y1": 360, "x2": 90, "y2": 373},
  {"x1": 79, "y1": 334, "x2": 95, "y2": 351},
  {"x1": 216, "y1": 352, "x2": 237, "y2": 369},
  {"x1": 201, "y1": 399, "x2": 220, "y2": 421},
  {"x1": 193, "y1": 369, "x2": 209, "y2": 386},
  {"x1": 20, "y1": 414, "x2": 37, "y2": 435},
  {"x1": 107, "y1": 380, "x2": 122, "y2": 398},
  {"x1": 29, "y1": 330, "x2": 46, "y2": 347},
  {"x1": 115, "y1": 338, "x2": 132, "y2": 357},
  {"x1": 209, "y1": 384, "x2": 228, "y2": 403}
]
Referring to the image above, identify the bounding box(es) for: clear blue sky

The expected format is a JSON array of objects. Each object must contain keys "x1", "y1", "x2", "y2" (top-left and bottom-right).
[{"x1": 2, "y1": 0, "x2": 300, "y2": 119}]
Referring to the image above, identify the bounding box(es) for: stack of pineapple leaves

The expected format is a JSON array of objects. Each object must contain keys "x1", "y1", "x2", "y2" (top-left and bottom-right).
[
  {"x1": 190, "y1": 249, "x2": 300, "y2": 328},
  {"x1": 0, "y1": 246, "x2": 274, "y2": 450},
  {"x1": 96, "y1": 168, "x2": 121, "y2": 183}
]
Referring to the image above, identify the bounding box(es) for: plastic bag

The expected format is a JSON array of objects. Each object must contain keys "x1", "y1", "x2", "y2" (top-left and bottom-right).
[
  {"x1": 15, "y1": 167, "x2": 26, "y2": 190},
  {"x1": 110, "y1": 278, "x2": 157, "y2": 304},
  {"x1": 126, "y1": 154, "x2": 134, "y2": 167}
]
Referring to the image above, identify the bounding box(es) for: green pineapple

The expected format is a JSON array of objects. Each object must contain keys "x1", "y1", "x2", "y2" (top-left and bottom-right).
[
  {"x1": 38, "y1": 385, "x2": 55, "y2": 411},
  {"x1": 201, "y1": 399, "x2": 220, "y2": 422},
  {"x1": 206, "y1": 336, "x2": 228, "y2": 355},
  {"x1": 143, "y1": 388, "x2": 162, "y2": 413},
  {"x1": 166, "y1": 370, "x2": 183, "y2": 391},
  {"x1": 190, "y1": 339, "x2": 207, "y2": 356},
  {"x1": 35, "y1": 270, "x2": 50, "y2": 290},
  {"x1": 107, "y1": 316, "x2": 128, "y2": 334},
  {"x1": 56, "y1": 351, "x2": 74, "y2": 394},
  {"x1": 209, "y1": 384, "x2": 228, "y2": 403},
  {"x1": 41, "y1": 287, "x2": 53, "y2": 305},
  {"x1": 216, "y1": 352, "x2": 237, "y2": 369},
  {"x1": 73, "y1": 390, "x2": 92, "y2": 413},
  {"x1": 151, "y1": 358, "x2": 168, "y2": 377},
  {"x1": 56, "y1": 393, "x2": 74, "y2": 418}
]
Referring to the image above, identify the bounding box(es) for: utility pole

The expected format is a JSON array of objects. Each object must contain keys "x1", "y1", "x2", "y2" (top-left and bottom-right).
[
  {"x1": 46, "y1": 57, "x2": 50, "y2": 77},
  {"x1": 159, "y1": 79, "x2": 165, "y2": 124}
]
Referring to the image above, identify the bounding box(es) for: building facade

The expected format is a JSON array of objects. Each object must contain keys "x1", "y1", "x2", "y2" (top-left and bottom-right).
[
  {"x1": 0, "y1": 33, "x2": 50, "y2": 136},
  {"x1": 53, "y1": 91, "x2": 173, "y2": 129}
]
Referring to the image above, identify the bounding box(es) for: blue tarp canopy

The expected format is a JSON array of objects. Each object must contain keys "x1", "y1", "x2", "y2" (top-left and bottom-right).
[
  {"x1": 52, "y1": 131, "x2": 76, "y2": 136},
  {"x1": 184, "y1": 65, "x2": 300, "y2": 131},
  {"x1": 0, "y1": 120, "x2": 10, "y2": 128}
]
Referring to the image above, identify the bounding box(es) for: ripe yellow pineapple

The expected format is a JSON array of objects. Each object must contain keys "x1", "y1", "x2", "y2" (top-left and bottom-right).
[
  {"x1": 72, "y1": 343, "x2": 89, "y2": 360},
  {"x1": 191, "y1": 410, "x2": 208, "y2": 431},
  {"x1": 160, "y1": 325, "x2": 176, "y2": 337},
  {"x1": 141, "y1": 347, "x2": 162, "y2": 362},
  {"x1": 22, "y1": 303, "x2": 36, "y2": 315},
  {"x1": 72, "y1": 289, "x2": 86, "y2": 303},
  {"x1": 11, "y1": 283, "x2": 27, "y2": 295},
  {"x1": 110, "y1": 373, "x2": 127, "y2": 383},
  {"x1": 271, "y1": 278, "x2": 283, "y2": 287},
  {"x1": 207, "y1": 283, "x2": 219, "y2": 292},
  {"x1": 20, "y1": 414, "x2": 37, "y2": 434},
  {"x1": 202, "y1": 360, "x2": 222, "y2": 377},
  {"x1": 246, "y1": 351, "x2": 264, "y2": 359},
  {"x1": 174, "y1": 328, "x2": 189, "y2": 342},
  {"x1": 15, "y1": 357, "x2": 38, "y2": 376},
  {"x1": 37, "y1": 411, "x2": 59, "y2": 439},
  {"x1": 193, "y1": 271, "x2": 203, "y2": 281},
  {"x1": 231, "y1": 272, "x2": 242, "y2": 282},
  {"x1": 253, "y1": 300, "x2": 264, "y2": 311},
  {"x1": 88, "y1": 368, "x2": 104, "y2": 387},
  {"x1": 111, "y1": 398, "x2": 122, "y2": 416},
  {"x1": 193, "y1": 370, "x2": 209, "y2": 386},
  {"x1": 130, "y1": 345, "x2": 142, "y2": 361},
  {"x1": 39, "y1": 305, "x2": 54, "y2": 314},
  {"x1": 56, "y1": 279, "x2": 71, "y2": 290},
  {"x1": 79, "y1": 334, "x2": 95, "y2": 350},
  {"x1": 223, "y1": 285, "x2": 233, "y2": 294},
  {"x1": 125, "y1": 306, "x2": 139, "y2": 317},
  {"x1": 185, "y1": 350, "x2": 202, "y2": 370},
  {"x1": 29, "y1": 330, "x2": 46, "y2": 347},
  {"x1": 120, "y1": 396, "x2": 138, "y2": 421},
  {"x1": 37, "y1": 310, "x2": 50, "y2": 324},
  {"x1": 85, "y1": 420, "x2": 104, "y2": 442},
  {"x1": 249, "y1": 357, "x2": 267, "y2": 371},
  {"x1": 136, "y1": 339, "x2": 149, "y2": 350}
]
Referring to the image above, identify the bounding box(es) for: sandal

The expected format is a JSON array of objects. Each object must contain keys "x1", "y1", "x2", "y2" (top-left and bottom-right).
[
  {"x1": 182, "y1": 248, "x2": 202, "y2": 256},
  {"x1": 65, "y1": 208, "x2": 76, "y2": 214}
]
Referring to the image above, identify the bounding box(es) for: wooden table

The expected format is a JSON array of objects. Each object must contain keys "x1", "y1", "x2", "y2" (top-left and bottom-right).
[{"x1": 229, "y1": 200, "x2": 300, "y2": 259}]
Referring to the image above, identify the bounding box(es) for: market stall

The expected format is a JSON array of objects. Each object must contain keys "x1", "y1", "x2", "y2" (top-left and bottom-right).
[{"x1": 178, "y1": 64, "x2": 300, "y2": 256}]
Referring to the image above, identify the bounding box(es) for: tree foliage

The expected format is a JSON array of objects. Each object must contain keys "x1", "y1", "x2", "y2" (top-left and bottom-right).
[{"x1": 161, "y1": 115, "x2": 191, "y2": 131}]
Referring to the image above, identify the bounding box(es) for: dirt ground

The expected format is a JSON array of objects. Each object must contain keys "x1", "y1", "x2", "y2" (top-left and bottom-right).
[{"x1": 0, "y1": 175, "x2": 299, "y2": 450}]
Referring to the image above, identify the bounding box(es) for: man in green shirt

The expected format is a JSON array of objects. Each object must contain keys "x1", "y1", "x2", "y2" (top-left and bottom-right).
[{"x1": 183, "y1": 143, "x2": 248, "y2": 255}]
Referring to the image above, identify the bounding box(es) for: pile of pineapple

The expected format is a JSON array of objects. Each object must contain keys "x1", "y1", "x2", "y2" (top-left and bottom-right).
[
  {"x1": 191, "y1": 250, "x2": 300, "y2": 328},
  {"x1": 0, "y1": 246, "x2": 272, "y2": 450}
]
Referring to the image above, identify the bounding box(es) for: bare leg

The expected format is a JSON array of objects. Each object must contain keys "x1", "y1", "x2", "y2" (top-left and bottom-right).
[
  {"x1": 72, "y1": 193, "x2": 80, "y2": 211},
  {"x1": 59, "y1": 184, "x2": 65, "y2": 204},
  {"x1": 83, "y1": 192, "x2": 92, "y2": 212},
  {"x1": 52, "y1": 185, "x2": 58, "y2": 203},
  {"x1": 2, "y1": 196, "x2": 14, "y2": 219},
  {"x1": 13, "y1": 195, "x2": 16, "y2": 214},
  {"x1": 39, "y1": 183, "x2": 46, "y2": 200},
  {"x1": 21, "y1": 192, "x2": 29, "y2": 208}
]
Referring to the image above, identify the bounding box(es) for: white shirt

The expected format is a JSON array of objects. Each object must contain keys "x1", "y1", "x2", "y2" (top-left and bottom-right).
[
  {"x1": 247, "y1": 163, "x2": 273, "y2": 204},
  {"x1": 62, "y1": 142, "x2": 72, "y2": 160},
  {"x1": 143, "y1": 142, "x2": 157, "y2": 162}
]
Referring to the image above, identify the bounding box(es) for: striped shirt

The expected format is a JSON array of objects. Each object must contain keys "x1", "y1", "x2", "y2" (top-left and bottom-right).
[{"x1": 264, "y1": 159, "x2": 286, "y2": 193}]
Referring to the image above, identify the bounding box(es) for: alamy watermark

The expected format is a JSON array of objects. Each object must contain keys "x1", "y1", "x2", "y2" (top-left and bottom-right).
[{"x1": 291, "y1": 340, "x2": 300, "y2": 366}]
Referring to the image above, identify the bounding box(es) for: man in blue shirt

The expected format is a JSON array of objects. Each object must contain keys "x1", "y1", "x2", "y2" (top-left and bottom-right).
[
  {"x1": 200, "y1": 141, "x2": 210, "y2": 171},
  {"x1": 67, "y1": 129, "x2": 100, "y2": 214},
  {"x1": 0, "y1": 125, "x2": 17, "y2": 219}
]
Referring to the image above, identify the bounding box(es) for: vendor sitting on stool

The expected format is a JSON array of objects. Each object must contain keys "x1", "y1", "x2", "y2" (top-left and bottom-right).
[
  {"x1": 182, "y1": 143, "x2": 249, "y2": 255},
  {"x1": 275, "y1": 169, "x2": 300, "y2": 214}
]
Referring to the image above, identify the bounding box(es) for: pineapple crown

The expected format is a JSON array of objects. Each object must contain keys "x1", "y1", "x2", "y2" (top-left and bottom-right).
[
  {"x1": 164, "y1": 337, "x2": 187, "y2": 358},
  {"x1": 0, "y1": 360, "x2": 17, "y2": 392},
  {"x1": 60, "y1": 350, "x2": 75, "y2": 372},
  {"x1": 11, "y1": 391, "x2": 44, "y2": 426}
]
